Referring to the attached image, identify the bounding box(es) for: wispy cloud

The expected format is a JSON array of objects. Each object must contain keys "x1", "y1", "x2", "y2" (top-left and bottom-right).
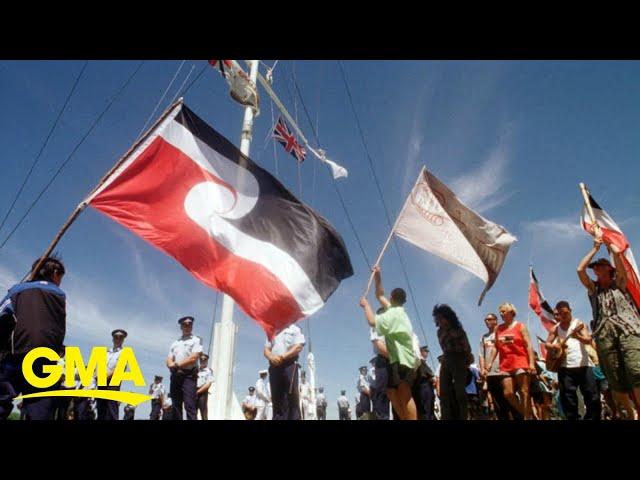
[
  {"x1": 449, "y1": 127, "x2": 514, "y2": 214},
  {"x1": 521, "y1": 217, "x2": 584, "y2": 243}
]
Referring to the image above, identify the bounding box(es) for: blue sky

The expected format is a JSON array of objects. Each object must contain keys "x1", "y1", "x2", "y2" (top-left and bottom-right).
[{"x1": 1, "y1": 60, "x2": 640, "y2": 420}]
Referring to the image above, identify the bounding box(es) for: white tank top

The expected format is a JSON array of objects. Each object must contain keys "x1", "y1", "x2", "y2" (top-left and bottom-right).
[{"x1": 557, "y1": 318, "x2": 593, "y2": 369}]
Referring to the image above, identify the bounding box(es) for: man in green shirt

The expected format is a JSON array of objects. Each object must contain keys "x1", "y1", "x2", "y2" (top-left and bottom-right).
[{"x1": 360, "y1": 266, "x2": 418, "y2": 420}]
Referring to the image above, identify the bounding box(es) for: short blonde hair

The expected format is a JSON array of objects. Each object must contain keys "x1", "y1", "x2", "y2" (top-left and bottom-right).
[{"x1": 498, "y1": 302, "x2": 517, "y2": 317}]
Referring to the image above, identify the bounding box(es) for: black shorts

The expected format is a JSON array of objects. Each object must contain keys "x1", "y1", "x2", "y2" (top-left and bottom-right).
[{"x1": 387, "y1": 362, "x2": 417, "y2": 389}]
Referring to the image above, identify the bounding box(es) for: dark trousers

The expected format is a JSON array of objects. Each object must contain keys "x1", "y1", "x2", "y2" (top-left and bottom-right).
[
  {"x1": 486, "y1": 376, "x2": 520, "y2": 420},
  {"x1": 162, "y1": 408, "x2": 174, "y2": 420},
  {"x1": 0, "y1": 354, "x2": 56, "y2": 420},
  {"x1": 150, "y1": 399, "x2": 162, "y2": 420},
  {"x1": 197, "y1": 392, "x2": 209, "y2": 420},
  {"x1": 316, "y1": 406, "x2": 326, "y2": 420},
  {"x1": 97, "y1": 385, "x2": 120, "y2": 420},
  {"x1": 371, "y1": 356, "x2": 390, "y2": 420},
  {"x1": 74, "y1": 398, "x2": 92, "y2": 421},
  {"x1": 338, "y1": 407, "x2": 349, "y2": 420},
  {"x1": 53, "y1": 394, "x2": 72, "y2": 421},
  {"x1": 558, "y1": 366, "x2": 601, "y2": 420},
  {"x1": 269, "y1": 359, "x2": 301, "y2": 420},
  {"x1": 357, "y1": 392, "x2": 371, "y2": 418},
  {"x1": 170, "y1": 370, "x2": 198, "y2": 420},
  {"x1": 440, "y1": 353, "x2": 469, "y2": 420},
  {"x1": 415, "y1": 380, "x2": 435, "y2": 420}
]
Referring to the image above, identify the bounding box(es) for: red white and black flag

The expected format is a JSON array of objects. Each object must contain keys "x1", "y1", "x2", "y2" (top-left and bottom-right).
[
  {"x1": 528, "y1": 267, "x2": 556, "y2": 333},
  {"x1": 86, "y1": 101, "x2": 353, "y2": 338},
  {"x1": 581, "y1": 193, "x2": 640, "y2": 311}
]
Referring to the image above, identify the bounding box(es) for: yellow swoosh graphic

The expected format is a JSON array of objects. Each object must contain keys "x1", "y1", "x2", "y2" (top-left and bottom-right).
[{"x1": 14, "y1": 390, "x2": 152, "y2": 406}]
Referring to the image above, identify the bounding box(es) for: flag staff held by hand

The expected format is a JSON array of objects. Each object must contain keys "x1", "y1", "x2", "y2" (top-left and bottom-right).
[
  {"x1": 579, "y1": 182, "x2": 601, "y2": 236},
  {"x1": 363, "y1": 170, "x2": 422, "y2": 297},
  {"x1": 28, "y1": 98, "x2": 185, "y2": 281}
]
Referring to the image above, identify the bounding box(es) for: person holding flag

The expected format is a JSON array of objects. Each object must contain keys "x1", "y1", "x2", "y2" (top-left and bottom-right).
[{"x1": 578, "y1": 229, "x2": 640, "y2": 418}]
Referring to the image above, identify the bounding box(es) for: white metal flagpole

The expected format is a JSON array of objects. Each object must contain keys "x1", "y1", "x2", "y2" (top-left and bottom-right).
[{"x1": 209, "y1": 59, "x2": 260, "y2": 420}]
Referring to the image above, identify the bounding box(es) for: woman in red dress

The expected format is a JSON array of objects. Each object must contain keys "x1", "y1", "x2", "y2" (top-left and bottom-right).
[{"x1": 484, "y1": 303, "x2": 536, "y2": 419}]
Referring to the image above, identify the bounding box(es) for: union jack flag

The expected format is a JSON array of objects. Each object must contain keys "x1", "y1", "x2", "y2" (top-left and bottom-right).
[{"x1": 273, "y1": 117, "x2": 306, "y2": 163}]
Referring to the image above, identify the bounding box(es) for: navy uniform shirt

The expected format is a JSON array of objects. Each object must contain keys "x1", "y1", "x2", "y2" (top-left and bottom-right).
[{"x1": 1, "y1": 280, "x2": 66, "y2": 354}]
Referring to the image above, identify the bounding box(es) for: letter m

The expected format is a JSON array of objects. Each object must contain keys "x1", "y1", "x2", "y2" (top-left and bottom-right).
[{"x1": 65, "y1": 346, "x2": 108, "y2": 388}]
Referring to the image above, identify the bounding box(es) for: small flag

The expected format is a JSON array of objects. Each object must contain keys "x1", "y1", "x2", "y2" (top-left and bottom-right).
[
  {"x1": 529, "y1": 267, "x2": 557, "y2": 333},
  {"x1": 273, "y1": 116, "x2": 306, "y2": 163}
]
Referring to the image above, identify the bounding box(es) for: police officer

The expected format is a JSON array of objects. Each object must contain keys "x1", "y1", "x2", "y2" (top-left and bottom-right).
[
  {"x1": 263, "y1": 324, "x2": 305, "y2": 420},
  {"x1": 96, "y1": 328, "x2": 127, "y2": 420},
  {"x1": 53, "y1": 346, "x2": 73, "y2": 421},
  {"x1": 242, "y1": 386, "x2": 258, "y2": 420},
  {"x1": 123, "y1": 404, "x2": 135, "y2": 420},
  {"x1": 167, "y1": 316, "x2": 203, "y2": 420},
  {"x1": 0, "y1": 255, "x2": 66, "y2": 420},
  {"x1": 149, "y1": 375, "x2": 165, "y2": 420},
  {"x1": 255, "y1": 369, "x2": 271, "y2": 420},
  {"x1": 414, "y1": 346, "x2": 436, "y2": 420},
  {"x1": 316, "y1": 387, "x2": 327, "y2": 420},
  {"x1": 74, "y1": 368, "x2": 96, "y2": 421},
  {"x1": 161, "y1": 395, "x2": 174, "y2": 421},
  {"x1": 196, "y1": 353, "x2": 213, "y2": 420},
  {"x1": 356, "y1": 365, "x2": 371, "y2": 419},
  {"x1": 299, "y1": 370, "x2": 313, "y2": 419},
  {"x1": 337, "y1": 390, "x2": 350, "y2": 420}
]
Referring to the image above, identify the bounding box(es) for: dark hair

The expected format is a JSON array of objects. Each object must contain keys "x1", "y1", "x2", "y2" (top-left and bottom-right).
[
  {"x1": 376, "y1": 307, "x2": 386, "y2": 315},
  {"x1": 485, "y1": 313, "x2": 498, "y2": 321},
  {"x1": 432, "y1": 304, "x2": 462, "y2": 330},
  {"x1": 390, "y1": 288, "x2": 407, "y2": 305},
  {"x1": 31, "y1": 254, "x2": 65, "y2": 281},
  {"x1": 555, "y1": 300, "x2": 571, "y2": 311}
]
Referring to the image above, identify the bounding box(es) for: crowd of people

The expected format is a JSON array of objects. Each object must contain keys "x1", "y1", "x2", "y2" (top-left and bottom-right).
[
  {"x1": 2, "y1": 223, "x2": 640, "y2": 420},
  {"x1": 351, "y1": 230, "x2": 640, "y2": 420}
]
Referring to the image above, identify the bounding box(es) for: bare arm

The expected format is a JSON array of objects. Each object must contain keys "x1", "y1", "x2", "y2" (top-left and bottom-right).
[
  {"x1": 360, "y1": 297, "x2": 376, "y2": 327},
  {"x1": 166, "y1": 354, "x2": 176, "y2": 369},
  {"x1": 578, "y1": 237, "x2": 602, "y2": 295},
  {"x1": 281, "y1": 343, "x2": 304, "y2": 363},
  {"x1": 573, "y1": 321, "x2": 593, "y2": 344},
  {"x1": 373, "y1": 339, "x2": 389, "y2": 358},
  {"x1": 176, "y1": 352, "x2": 200, "y2": 370},
  {"x1": 610, "y1": 245, "x2": 628, "y2": 290},
  {"x1": 373, "y1": 266, "x2": 391, "y2": 309},
  {"x1": 520, "y1": 324, "x2": 536, "y2": 372},
  {"x1": 545, "y1": 325, "x2": 559, "y2": 350},
  {"x1": 197, "y1": 381, "x2": 212, "y2": 395},
  {"x1": 264, "y1": 346, "x2": 281, "y2": 366}
]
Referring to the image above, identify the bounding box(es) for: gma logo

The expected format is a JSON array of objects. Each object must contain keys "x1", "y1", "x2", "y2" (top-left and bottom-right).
[{"x1": 15, "y1": 346, "x2": 153, "y2": 406}]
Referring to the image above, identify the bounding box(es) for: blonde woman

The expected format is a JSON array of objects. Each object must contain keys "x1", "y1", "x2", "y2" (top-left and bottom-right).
[{"x1": 484, "y1": 303, "x2": 536, "y2": 419}]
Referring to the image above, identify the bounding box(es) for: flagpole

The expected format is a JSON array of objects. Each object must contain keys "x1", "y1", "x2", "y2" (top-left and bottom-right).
[
  {"x1": 28, "y1": 98, "x2": 185, "y2": 281},
  {"x1": 579, "y1": 182, "x2": 600, "y2": 234},
  {"x1": 363, "y1": 167, "x2": 425, "y2": 297},
  {"x1": 209, "y1": 60, "x2": 260, "y2": 420}
]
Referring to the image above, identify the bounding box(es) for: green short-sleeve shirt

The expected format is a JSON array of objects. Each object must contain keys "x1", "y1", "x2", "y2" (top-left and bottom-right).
[{"x1": 375, "y1": 306, "x2": 417, "y2": 369}]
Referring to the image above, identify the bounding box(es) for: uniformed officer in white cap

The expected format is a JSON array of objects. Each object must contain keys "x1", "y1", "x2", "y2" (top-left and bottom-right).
[
  {"x1": 196, "y1": 353, "x2": 214, "y2": 420},
  {"x1": 337, "y1": 390, "x2": 350, "y2": 420},
  {"x1": 148, "y1": 375, "x2": 165, "y2": 420},
  {"x1": 97, "y1": 329, "x2": 127, "y2": 420},
  {"x1": 242, "y1": 386, "x2": 258, "y2": 420},
  {"x1": 123, "y1": 404, "x2": 136, "y2": 421},
  {"x1": 264, "y1": 324, "x2": 305, "y2": 420},
  {"x1": 161, "y1": 395, "x2": 174, "y2": 421},
  {"x1": 166, "y1": 316, "x2": 203, "y2": 420},
  {"x1": 316, "y1": 387, "x2": 327, "y2": 420},
  {"x1": 356, "y1": 365, "x2": 372, "y2": 419},
  {"x1": 255, "y1": 369, "x2": 271, "y2": 420}
]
